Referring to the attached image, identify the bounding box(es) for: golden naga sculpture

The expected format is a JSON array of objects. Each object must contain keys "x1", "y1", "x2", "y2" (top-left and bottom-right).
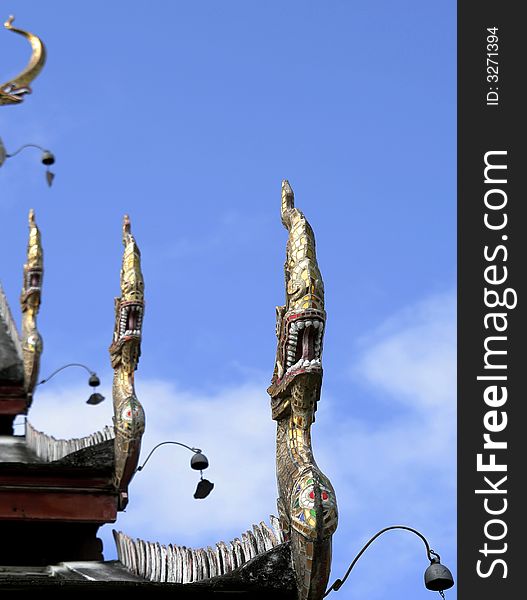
[
  {"x1": 1, "y1": 16, "x2": 46, "y2": 106},
  {"x1": 20, "y1": 209, "x2": 43, "y2": 399},
  {"x1": 267, "y1": 181, "x2": 338, "y2": 600},
  {"x1": 109, "y1": 216, "x2": 146, "y2": 502}
]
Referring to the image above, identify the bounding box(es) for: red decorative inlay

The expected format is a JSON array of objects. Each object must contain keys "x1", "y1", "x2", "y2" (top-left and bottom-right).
[
  {"x1": 322, "y1": 491, "x2": 329, "y2": 501},
  {"x1": 309, "y1": 491, "x2": 315, "y2": 500}
]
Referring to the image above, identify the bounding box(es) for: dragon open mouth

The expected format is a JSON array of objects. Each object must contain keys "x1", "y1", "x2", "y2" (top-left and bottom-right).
[
  {"x1": 282, "y1": 310, "x2": 324, "y2": 379},
  {"x1": 119, "y1": 302, "x2": 144, "y2": 340}
]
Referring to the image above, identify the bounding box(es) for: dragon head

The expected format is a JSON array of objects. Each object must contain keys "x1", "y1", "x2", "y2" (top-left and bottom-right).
[
  {"x1": 268, "y1": 181, "x2": 325, "y2": 407},
  {"x1": 109, "y1": 215, "x2": 145, "y2": 373}
]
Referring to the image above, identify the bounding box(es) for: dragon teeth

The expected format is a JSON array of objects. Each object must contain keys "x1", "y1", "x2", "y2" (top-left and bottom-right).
[
  {"x1": 289, "y1": 318, "x2": 324, "y2": 332},
  {"x1": 284, "y1": 355, "x2": 323, "y2": 375}
]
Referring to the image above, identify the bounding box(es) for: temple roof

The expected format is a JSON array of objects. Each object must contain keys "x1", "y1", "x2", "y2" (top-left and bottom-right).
[
  {"x1": 0, "y1": 434, "x2": 41, "y2": 463},
  {"x1": 0, "y1": 283, "x2": 24, "y2": 386},
  {"x1": 0, "y1": 435, "x2": 114, "y2": 469},
  {"x1": 0, "y1": 545, "x2": 296, "y2": 597}
]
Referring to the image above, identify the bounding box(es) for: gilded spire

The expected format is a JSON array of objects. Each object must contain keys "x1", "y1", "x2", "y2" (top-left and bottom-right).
[
  {"x1": 110, "y1": 215, "x2": 145, "y2": 499},
  {"x1": 269, "y1": 181, "x2": 337, "y2": 600},
  {"x1": 24, "y1": 209, "x2": 43, "y2": 284},
  {"x1": 20, "y1": 209, "x2": 44, "y2": 396},
  {"x1": 1, "y1": 16, "x2": 47, "y2": 106}
]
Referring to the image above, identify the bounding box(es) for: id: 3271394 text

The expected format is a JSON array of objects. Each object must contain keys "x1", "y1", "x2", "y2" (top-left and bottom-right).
[{"x1": 486, "y1": 27, "x2": 499, "y2": 106}]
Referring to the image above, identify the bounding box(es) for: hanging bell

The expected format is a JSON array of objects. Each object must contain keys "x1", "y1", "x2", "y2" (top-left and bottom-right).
[
  {"x1": 424, "y1": 557, "x2": 455, "y2": 592},
  {"x1": 88, "y1": 373, "x2": 101, "y2": 387},
  {"x1": 41, "y1": 150, "x2": 55, "y2": 165},
  {"x1": 190, "y1": 452, "x2": 209, "y2": 471}
]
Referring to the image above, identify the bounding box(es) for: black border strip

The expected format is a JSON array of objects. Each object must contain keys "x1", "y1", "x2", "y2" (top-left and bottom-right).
[{"x1": 458, "y1": 2, "x2": 523, "y2": 598}]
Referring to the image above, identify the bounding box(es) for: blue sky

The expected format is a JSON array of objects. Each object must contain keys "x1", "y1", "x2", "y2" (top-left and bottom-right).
[{"x1": 1, "y1": 2, "x2": 456, "y2": 599}]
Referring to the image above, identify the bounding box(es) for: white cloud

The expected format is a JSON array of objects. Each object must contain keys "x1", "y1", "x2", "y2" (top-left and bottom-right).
[
  {"x1": 115, "y1": 379, "x2": 278, "y2": 546},
  {"x1": 319, "y1": 290, "x2": 456, "y2": 599},
  {"x1": 355, "y1": 290, "x2": 456, "y2": 412},
  {"x1": 28, "y1": 377, "x2": 278, "y2": 551}
]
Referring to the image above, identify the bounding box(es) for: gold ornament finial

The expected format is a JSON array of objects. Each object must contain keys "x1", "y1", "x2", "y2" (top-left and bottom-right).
[
  {"x1": 281, "y1": 179, "x2": 295, "y2": 227},
  {"x1": 1, "y1": 15, "x2": 47, "y2": 106},
  {"x1": 123, "y1": 214, "x2": 131, "y2": 240}
]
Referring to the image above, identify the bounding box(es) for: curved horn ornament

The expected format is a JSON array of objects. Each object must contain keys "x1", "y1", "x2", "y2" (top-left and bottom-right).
[
  {"x1": 268, "y1": 181, "x2": 338, "y2": 600},
  {"x1": 1, "y1": 16, "x2": 46, "y2": 106}
]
